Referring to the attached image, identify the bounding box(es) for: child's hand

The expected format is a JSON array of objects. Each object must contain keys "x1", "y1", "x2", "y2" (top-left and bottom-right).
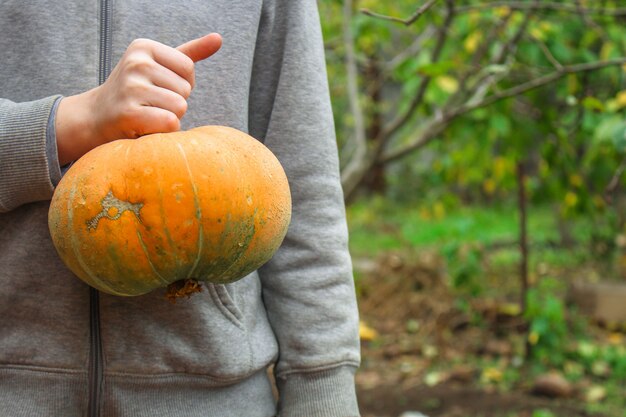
[{"x1": 55, "y1": 33, "x2": 222, "y2": 165}]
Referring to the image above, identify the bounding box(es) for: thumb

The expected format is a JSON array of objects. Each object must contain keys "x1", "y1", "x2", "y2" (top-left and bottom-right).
[{"x1": 176, "y1": 33, "x2": 222, "y2": 63}]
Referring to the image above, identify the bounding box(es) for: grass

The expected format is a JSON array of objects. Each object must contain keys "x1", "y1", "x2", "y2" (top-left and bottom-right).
[
  {"x1": 346, "y1": 197, "x2": 602, "y2": 271},
  {"x1": 347, "y1": 198, "x2": 589, "y2": 253}
]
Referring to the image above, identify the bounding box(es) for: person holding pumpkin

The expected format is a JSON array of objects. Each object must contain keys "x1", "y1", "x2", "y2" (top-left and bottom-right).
[{"x1": 0, "y1": 1, "x2": 361, "y2": 417}]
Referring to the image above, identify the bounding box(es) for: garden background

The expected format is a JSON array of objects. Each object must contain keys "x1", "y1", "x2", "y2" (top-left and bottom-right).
[{"x1": 319, "y1": 1, "x2": 626, "y2": 416}]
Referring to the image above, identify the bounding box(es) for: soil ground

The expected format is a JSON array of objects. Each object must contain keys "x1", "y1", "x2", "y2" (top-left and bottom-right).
[
  {"x1": 358, "y1": 382, "x2": 595, "y2": 417},
  {"x1": 353, "y1": 250, "x2": 615, "y2": 417}
]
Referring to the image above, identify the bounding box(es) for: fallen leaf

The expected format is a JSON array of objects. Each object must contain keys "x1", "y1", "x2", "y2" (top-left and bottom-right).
[{"x1": 359, "y1": 321, "x2": 378, "y2": 342}]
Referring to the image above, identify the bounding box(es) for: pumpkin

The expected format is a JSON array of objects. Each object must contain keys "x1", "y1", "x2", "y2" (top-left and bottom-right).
[{"x1": 48, "y1": 125, "x2": 291, "y2": 299}]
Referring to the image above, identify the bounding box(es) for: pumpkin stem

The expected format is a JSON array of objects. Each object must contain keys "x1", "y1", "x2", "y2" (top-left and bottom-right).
[{"x1": 165, "y1": 279, "x2": 203, "y2": 303}]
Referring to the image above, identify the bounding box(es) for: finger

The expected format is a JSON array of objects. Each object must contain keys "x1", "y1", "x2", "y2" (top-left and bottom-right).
[
  {"x1": 176, "y1": 33, "x2": 222, "y2": 63},
  {"x1": 141, "y1": 87, "x2": 188, "y2": 119},
  {"x1": 149, "y1": 42, "x2": 196, "y2": 87},
  {"x1": 149, "y1": 64, "x2": 192, "y2": 99},
  {"x1": 126, "y1": 107, "x2": 181, "y2": 138}
]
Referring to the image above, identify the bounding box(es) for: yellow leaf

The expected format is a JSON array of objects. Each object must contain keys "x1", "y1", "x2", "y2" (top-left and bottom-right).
[
  {"x1": 592, "y1": 195, "x2": 606, "y2": 209},
  {"x1": 423, "y1": 344, "x2": 439, "y2": 359},
  {"x1": 607, "y1": 332, "x2": 623, "y2": 345},
  {"x1": 481, "y1": 367, "x2": 503, "y2": 383},
  {"x1": 494, "y1": 6, "x2": 511, "y2": 18},
  {"x1": 528, "y1": 331, "x2": 540, "y2": 345},
  {"x1": 467, "y1": 10, "x2": 481, "y2": 24},
  {"x1": 436, "y1": 76, "x2": 459, "y2": 94},
  {"x1": 359, "y1": 321, "x2": 378, "y2": 341},
  {"x1": 530, "y1": 26, "x2": 546, "y2": 41},
  {"x1": 483, "y1": 178, "x2": 496, "y2": 195},
  {"x1": 540, "y1": 21, "x2": 553, "y2": 33},
  {"x1": 564, "y1": 191, "x2": 578, "y2": 208},
  {"x1": 464, "y1": 32, "x2": 482, "y2": 54},
  {"x1": 585, "y1": 385, "x2": 607, "y2": 403},
  {"x1": 498, "y1": 302, "x2": 521, "y2": 316},
  {"x1": 494, "y1": 156, "x2": 508, "y2": 179},
  {"x1": 424, "y1": 371, "x2": 444, "y2": 387},
  {"x1": 567, "y1": 74, "x2": 579, "y2": 94},
  {"x1": 600, "y1": 42, "x2": 614, "y2": 61},
  {"x1": 615, "y1": 90, "x2": 626, "y2": 109},
  {"x1": 539, "y1": 159, "x2": 550, "y2": 177},
  {"x1": 433, "y1": 202, "x2": 446, "y2": 219},
  {"x1": 569, "y1": 174, "x2": 583, "y2": 188}
]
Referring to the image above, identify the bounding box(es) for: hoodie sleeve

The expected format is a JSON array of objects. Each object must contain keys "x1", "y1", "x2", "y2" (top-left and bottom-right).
[
  {"x1": 249, "y1": 1, "x2": 361, "y2": 416},
  {"x1": 0, "y1": 95, "x2": 63, "y2": 212}
]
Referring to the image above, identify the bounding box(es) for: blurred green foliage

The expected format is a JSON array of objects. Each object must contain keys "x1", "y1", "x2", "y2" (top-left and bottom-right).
[
  {"x1": 320, "y1": 0, "x2": 626, "y2": 235},
  {"x1": 524, "y1": 277, "x2": 569, "y2": 366}
]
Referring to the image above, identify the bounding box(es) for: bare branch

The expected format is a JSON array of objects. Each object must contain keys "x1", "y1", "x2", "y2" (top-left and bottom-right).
[
  {"x1": 379, "y1": 1, "x2": 456, "y2": 142},
  {"x1": 456, "y1": 2, "x2": 626, "y2": 16},
  {"x1": 574, "y1": 0, "x2": 605, "y2": 32},
  {"x1": 464, "y1": 7, "x2": 533, "y2": 98},
  {"x1": 573, "y1": 0, "x2": 611, "y2": 45},
  {"x1": 381, "y1": 114, "x2": 448, "y2": 163},
  {"x1": 494, "y1": 7, "x2": 534, "y2": 64},
  {"x1": 383, "y1": 57, "x2": 626, "y2": 163},
  {"x1": 361, "y1": 0, "x2": 439, "y2": 26},
  {"x1": 454, "y1": 57, "x2": 626, "y2": 117},
  {"x1": 340, "y1": 0, "x2": 368, "y2": 186},
  {"x1": 464, "y1": 64, "x2": 510, "y2": 109},
  {"x1": 383, "y1": 26, "x2": 437, "y2": 74},
  {"x1": 455, "y1": 10, "x2": 513, "y2": 96},
  {"x1": 452, "y1": 7, "x2": 532, "y2": 109},
  {"x1": 528, "y1": 34, "x2": 563, "y2": 71},
  {"x1": 605, "y1": 156, "x2": 626, "y2": 199}
]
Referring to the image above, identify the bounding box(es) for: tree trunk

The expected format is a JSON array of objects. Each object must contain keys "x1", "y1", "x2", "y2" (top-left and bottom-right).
[
  {"x1": 517, "y1": 161, "x2": 532, "y2": 359},
  {"x1": 362, "y1": 60, "x2": 385, "y2": 194}
]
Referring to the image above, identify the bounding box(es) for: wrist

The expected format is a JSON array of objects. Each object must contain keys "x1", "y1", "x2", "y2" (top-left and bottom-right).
[{"x1": 55, "y1": 89, "x2": 98, "y2": 165}]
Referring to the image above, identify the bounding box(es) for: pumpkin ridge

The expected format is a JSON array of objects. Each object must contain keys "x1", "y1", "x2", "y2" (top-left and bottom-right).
[
  {"x1": 136, "y1": 230, "x2": 170, "y2": 286},
  {"x1": 175, "y1": 142, "x2": 204, "y2": 281},
  {"x1": 207, "y1": 211, "x2": 257, "y2": 283},
  {"x1": 155, "y1": 162, "x2": 180, "y2": 271}
]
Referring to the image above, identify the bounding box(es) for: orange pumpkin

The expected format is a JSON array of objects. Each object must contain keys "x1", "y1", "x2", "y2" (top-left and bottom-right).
[{"x1": 48, "y1": 125, "x2": 291, "y2": 298}]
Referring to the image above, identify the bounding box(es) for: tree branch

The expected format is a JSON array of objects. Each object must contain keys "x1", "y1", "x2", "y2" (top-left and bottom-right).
[
  {"x1": 605, "y1": 156, "x2": 626, "y2": 199},
  {"x1": 383, "y1": 26, "x2": 437, "y2": 75},
  {"x1": 493, "y1": 7, "x2": 533, "y2": 64},
  {"x1": 454, "y1": 10, "x2": 513, "y2": 96},
  {"x1": 452, "y1": 7, "x2": 533, "y2": 112},
  {"x1": 456, "y1": 2, "x2": 626, "y2": 16},
  {"x1": 382, "y1": 57, "x2": 626, "y2": 163},
  {"x1": 379, "y1": 1, "x2": 455, "y2": 142},
  {"x1": 343, "y1": 0, "x2": 367, "y2": 169},
  {"x1": 361, "y1": 0, "x2": 439, "y2": 26},
  {"x1": 453, "y1": 57, "x2": 626, "y2": 117},
  {"x1": 340, "y1": 0, "x2": 368, "y2": 188},
  {"x1": 528, "y1": 33, "x2": 563, "y2": 70},
  {"x1": 463, "y1": 7, "x2": 533, "y2": 101}
]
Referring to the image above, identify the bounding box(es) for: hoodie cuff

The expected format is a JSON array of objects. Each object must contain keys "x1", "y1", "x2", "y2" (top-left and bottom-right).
[
  {"x1": 276, "y1": 365, "x2": 360, "y2": 417},
  {"x1": 46, "y1": 96, "x2": 64, "y2": 186},
  {"x1": 0, "y1": 95, "x2": 62, "y2": 212}
]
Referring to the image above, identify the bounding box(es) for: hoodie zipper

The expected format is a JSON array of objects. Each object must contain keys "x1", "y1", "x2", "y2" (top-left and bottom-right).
[
  {"x1": 99, "y1": 0, "x2": 113, "y2": 84},
  {"x1": 88, "y1": 288, "x2": 103, "y2": 417},
  {"x1": 89, "y1": 2, "x2": 112, "y2": 416}
]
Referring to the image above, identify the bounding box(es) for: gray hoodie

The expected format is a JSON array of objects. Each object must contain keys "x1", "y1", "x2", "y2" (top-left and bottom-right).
[{"x1": 0, "y1": 1, "x2": 361, "y2": 416}]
